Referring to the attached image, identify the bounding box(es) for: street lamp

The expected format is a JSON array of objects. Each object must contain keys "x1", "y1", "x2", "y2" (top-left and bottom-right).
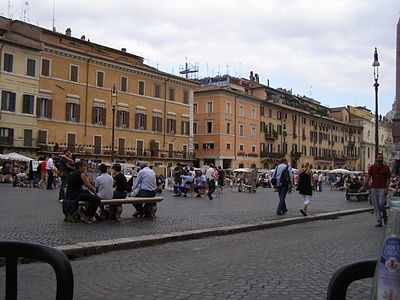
[
  {"x1": 372, "y1": 47, "x2": 380, "y2": 159},
  {"x1": 111, "y1": 84, "x2": 117, "y2": 163}
]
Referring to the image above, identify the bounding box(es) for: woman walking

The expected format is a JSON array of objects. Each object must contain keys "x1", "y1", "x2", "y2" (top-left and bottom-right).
[{"x1": 297, "y1": 162, "x2": 314, "y2": 216}]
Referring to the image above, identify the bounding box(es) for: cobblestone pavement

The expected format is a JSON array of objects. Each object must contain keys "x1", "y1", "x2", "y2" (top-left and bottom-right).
[
  {"x1": 0, "y1": 212, "x2": 383, "y2": 299},
  {"x1": 0, "y1": 184, "x2": 372, "y2": 247}
]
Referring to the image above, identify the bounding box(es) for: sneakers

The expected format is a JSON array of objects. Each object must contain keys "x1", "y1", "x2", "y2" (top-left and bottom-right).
[
  {"x1": 80, "y1": 215, "x2": 93, "y2": 224},
  {"x1": 374, "y1": 223, "x2": 382, "y2": 227},
  {"x1": 299, "y1": 209, "x2": 307, "y2": 216},
  {"x1": 207, "y1": 194, "x2": 213, "y2": 200}
]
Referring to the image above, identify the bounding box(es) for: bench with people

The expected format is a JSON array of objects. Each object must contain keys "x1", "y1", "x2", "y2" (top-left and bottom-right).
[
  {"x1": 61, "y1": 161, "x2": 163, "y2": 224},
  {"x1": 345, "y1": 176, "x2": 369, "y2": 201}
]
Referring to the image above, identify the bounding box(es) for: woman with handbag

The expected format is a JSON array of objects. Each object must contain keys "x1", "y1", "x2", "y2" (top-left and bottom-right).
[{"x1": 297, "y1": 162, "x2": 315, "y2": 216}]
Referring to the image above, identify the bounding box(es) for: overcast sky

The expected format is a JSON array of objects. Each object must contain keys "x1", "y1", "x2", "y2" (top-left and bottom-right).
[{"x1": 1, "y1": 0, "x2": 399, "y2": 115}]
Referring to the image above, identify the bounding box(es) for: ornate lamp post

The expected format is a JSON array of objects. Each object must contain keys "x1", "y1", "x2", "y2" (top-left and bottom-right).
[
  {"x1": 372, "y1": 47, "x2": 380, "y2": 159},
  {"x1": 111, "y1": 84, "x2": 117, "y2": 163}
]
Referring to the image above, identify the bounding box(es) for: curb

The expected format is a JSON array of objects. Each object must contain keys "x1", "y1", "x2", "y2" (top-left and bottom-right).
[{"x1": 56, "y1": 207, "x2": 373, "y2": 259}]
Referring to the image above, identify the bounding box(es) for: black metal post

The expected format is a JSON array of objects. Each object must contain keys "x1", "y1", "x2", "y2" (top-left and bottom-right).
[
  {"x1": 111, "y1": 105, "x2": 115, "y2": 163},
  {"x1": 372, "y1": 47, "x2": 380, "y2": 159}
]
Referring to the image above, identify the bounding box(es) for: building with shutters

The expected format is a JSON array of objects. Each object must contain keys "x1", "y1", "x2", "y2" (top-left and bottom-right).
[
  {"x1": 1, "y1": 17, "x2": 197, "y2": 168},
  {"x1": 0, "y1": 18, "x2": 41, "y2": 157}
]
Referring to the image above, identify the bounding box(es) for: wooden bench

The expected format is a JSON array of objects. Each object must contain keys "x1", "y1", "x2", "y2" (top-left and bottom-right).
[
  {"x1": 61, "y1": 197, "x2": 163, "y2": 221},
  {"x1": 346, "y1": 192, "x2": 369, "y2": 201}
]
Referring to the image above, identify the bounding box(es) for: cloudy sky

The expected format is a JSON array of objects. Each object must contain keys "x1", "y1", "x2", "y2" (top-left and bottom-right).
[{"x1": 1, "y1": 0, "x2": 399, "y2": 115}]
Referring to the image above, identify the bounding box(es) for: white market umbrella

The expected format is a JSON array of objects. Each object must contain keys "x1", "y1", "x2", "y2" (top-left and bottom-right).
[
  {"x1": 233, "y1": 168, "x2": 250, "y2": 173},
  {"x1": 328, "y1": 168, "x2": 353, "y2": 175},
  {"x1": 0, "y1": 154, "x2": 7, "y2": 160},
  {"x1": 3, "y1": 152, "x2": 33, "y2": 162}
]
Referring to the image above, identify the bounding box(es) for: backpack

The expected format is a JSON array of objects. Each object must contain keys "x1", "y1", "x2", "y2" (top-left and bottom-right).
[{"x1": 280, "y1": 166, "x2": 291, "y2": 186}]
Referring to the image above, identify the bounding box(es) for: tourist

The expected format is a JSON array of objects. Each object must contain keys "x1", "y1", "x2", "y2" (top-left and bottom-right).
[
  {"x1": 46, "y1": 154, "x2": 55, "y2": 190},
  {"x1": 58, "y1": 150, "x2": 74, "y2": 200},
  {"x1": 95, "y1": 163, "x2": 114, "y2": 219},
  {"x1": 297, "y1": 162, "x2": 314, "y2": 216},
  {"x1": 131, "y1": 162, "x2": 157, "y2": 218},
  {"x1": 361, "y1": 153, "x2": 391, "y2": 227},
  {"x1": 205, "y1": 163, "x2": 216, "y2": 200},
  {"x1": 273, "y1": 158, "x2": 294, "y2": 215}
]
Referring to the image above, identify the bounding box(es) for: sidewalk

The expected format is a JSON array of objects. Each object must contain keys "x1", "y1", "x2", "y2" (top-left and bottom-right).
[{"x1": 0, "y1": 184, "x2": 372, "y2": 252}]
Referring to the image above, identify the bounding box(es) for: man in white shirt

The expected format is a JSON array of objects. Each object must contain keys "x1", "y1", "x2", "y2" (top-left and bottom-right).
[
  {"x1": 273, "y1": 158, "x2": 294, "y2": 215},
  {"x1": 46, "y1": 154, "x2": 55, "y2": 190},
  {"x1": 317, "y1": 172, "x2": 323, "y2": 192},
  {"x1": 95, "y1": 164, "x2": 114, "y2": 220},
  {"x1": 205, "y1": 164, "x2": 216, "y2": 200}
]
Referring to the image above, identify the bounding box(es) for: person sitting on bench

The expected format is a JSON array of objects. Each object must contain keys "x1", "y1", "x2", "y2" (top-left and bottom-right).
[
  {"x1": 65, "y1": 161, "x2": 101, "y2": 224},
  {"x1": 173, "y1": 169, "x2": 194, "y2": 197},
  {"x1": 345, "y1": 177, "x2": 362, "y2": 200},
  {"x1": 194, "y1": 171, "x2": 207, "y2": 197},
  {"x1": 131, "y1": 162, "x2": 157, "y2": 218}
]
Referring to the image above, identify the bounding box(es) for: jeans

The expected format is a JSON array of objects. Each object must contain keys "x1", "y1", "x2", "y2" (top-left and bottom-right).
[
  {"x1": 370, "y1": 188, "x2": 387, "y2": 224},
  {"x1": 59, "y1": 175, "x2": 68, "y2": 200},
  {"x1": 207, "y1": 179, "x2": 216, "y2": 196},
  {"x1": 76, "y1": 190, "x2": 101, "y2": 218},
  {"x1": 46, "y1": 170, "x2": 54, "y2": 190},
  {"x1": 113, "y1": 190, "x2": 127, "y2": 199},
  {"x1": 277, "y1": 185, "x2": 289, "y2": 214},
  {"x1": 133, "y1": 190, "x2": 156, "y2": 215}
]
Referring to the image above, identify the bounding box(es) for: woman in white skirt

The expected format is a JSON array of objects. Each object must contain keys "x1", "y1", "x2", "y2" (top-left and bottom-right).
[{"x1": 296, "y1": 162, "x2": 315, "y2": 216}]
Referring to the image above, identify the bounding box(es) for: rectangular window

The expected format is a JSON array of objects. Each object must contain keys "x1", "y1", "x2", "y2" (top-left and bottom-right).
[
  {"x1": 22, "y1": 95, "x2": 34, "y2": 114},
  {"x1": 37, "y1": 130, "x2": 47, "y2": 144},
  {"x1": 269, "y1": 108, "x2": 272, "y2": 118},
  {"x1": 251, "y1": 108, "x2": 256, "y2": 119},
  {"x1": 23, "y1": 129, "x2": 32, "y2": 147},
  {"x1": 154, "y1": 84, "x2": 161, "y2": 98},
  {"x1": 27, "y1": 59, "x2": 36, "y2": 77},
  {"x1": 206, "y1": 101, "x2": 213, "y2": 113},
  {"x1": 251, "y1": 126, "x2": 256, "y2": 138},
  {"x1": 167, "y1": 119, "x2": 176, "y2": 133},
  {"x1": 181, "y1": 121, "x2": 190, "y2": 135},
  {"x1": 0, "y1": 128, "x2": 14, "y2": 145},
  {"x1": 118, "y1": 111, "x2": 129, "y2": 128},
  {"x1": 139, "y1": 80, "x2": 145, "y2": 95},
  {"x1": 3, "y1": 53, "x2": 13, "y2": 72},
  {"x1": 1, "y1": 91, "x2": 16, "y2": 112},
  {"x1": 120, "y1": 76, "x2": 128, "y2": 92},
  {"x1": 277, "y1": 111, "x2": 282, "y2": 119},
  {"x1": 183, "y1": 90, "x2": 189, "y2": 104},
  {"x1": 194, "y1": 143, "x2": 199, "y2": 150},
  {"x1": 97, "y1": 71, "x2": 104, "y2": 87},
  {"x1": 251, "y1": 145, "x2": 256, "y2": 153},
  {"x1": 169, "y1": 88, "x2": 175, "y2": 101},
  {"x1": 239, "y1": 124, "x2": 244, "y2": 136},
  {"x1": 260, "y1": 106, "x2": 264, "y2": 116},
  {"x1": 193, "y1": 122, "x2": 198, "y2": 134},
  {"x1": 239, "y1": 144, "x2": 244, "y2": 152},
  {"x1": 67, "y1": 103, "x2": 79, "y2": 122},
  {"x1": 118, "y1": 138, "x2": 125, "y2": 155},
  {"x1": 134, "y1": 113, "x2": 146, "y2": 130},
  {"x1": 94, "y1": 136, "x2": 102, "y2": 154},
  {"x1": 152, "y1": 116, "x2": 162, "y2": 132},
  {"x1": 193, "y1": 103, "x2": 198, "y2": 114},
  {"x1": 94, "y1": 107, "x2": 104, "y2": 124},
  {"x1": 226, "y1": 122, "x2": 231, "y2": 134},
  {"x1": 226, "y1": 102, "x2": 231, "y2": 114},
  {"x1": 70, "y1": 65, "x2": 79, "y2": 82},
  {"x1": 41, "y1": 58, "x2": 50, "y2": 76},
  {"x1": 137, "y1": 140, "x2": 144, "y2": 156},
  {"x1": 239, "y1": 105, "x2": 244, "y2": 117},
  {"x1": 67, "y1": 133, "x2": 76, "y2": 152},
  {"x1": 226, "y1": 143, "x2": 231, "y2": 150},
  {"x1": 206, "y1": 121, "x2": 213, "y2": 134}
]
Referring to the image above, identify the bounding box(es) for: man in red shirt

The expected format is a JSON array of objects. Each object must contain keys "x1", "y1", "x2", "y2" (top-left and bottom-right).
[
  {"x1": 38, "y1": 158, "x2": 47, "y2": 189},
  {"x1": 361, "y1": 153, "x2": 391, "y2": 227}
]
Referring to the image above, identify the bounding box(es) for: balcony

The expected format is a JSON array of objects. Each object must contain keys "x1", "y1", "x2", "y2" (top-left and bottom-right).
[
  {"x1": 314, "y1": 156, "x2": 333, "y2": 161},
  {"x1": 264, "y1": 131, "x2": 278, "y2": 140},
  {"x1": 260, "y1": 151, "x2": 285, "y2": 159},
  {"x1": 237, "y1": 152, "x2": 246, "y2": 157},
  {"x1": 290, "y1": 151, "x2": 302, "y2": 159},
  {"x1": 247, "y1": 153, "x2": 259, "y2": 158}
]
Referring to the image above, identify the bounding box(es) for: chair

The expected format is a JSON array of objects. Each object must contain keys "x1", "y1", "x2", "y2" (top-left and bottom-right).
[
  {"x1": 0, "y1": 240, "x2": 74, "y2": 300},
  {"x1": 327, "y1": 259, "x2": 376, "y2": 300}
]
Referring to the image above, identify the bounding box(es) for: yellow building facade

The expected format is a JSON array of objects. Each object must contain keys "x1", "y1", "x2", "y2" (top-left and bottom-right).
[{"x1": 0, "y1": 18, "x2": 41, "y2": 157}]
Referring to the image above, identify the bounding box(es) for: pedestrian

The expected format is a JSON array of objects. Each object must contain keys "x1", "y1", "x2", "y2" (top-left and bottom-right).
[
  {"x1": 38, "y1": 158, "x2": 47, "y2": 189},
  {"x1": 297, "y1": 162, "x2": 314, "y2": 216},
  {"x1": 173, "y1": 162, "x2": 183, "y2": 185},
  {"x1": 217, "y1": 166, "x2": 225, "y2": 192},
  {"x1": 65, "y1": 161, "x2": 101, "y2": 224},
  {"x1": 317, "y1": 171, "x2": 323, "y2": 192},
  {"x1": 273, "y1": 158, "x2": 294, "y2": 215},
  {"x1": 361, "y1": 153, "x2": 391, "y2": 227},
  {"x1": 46, "y1": 154, "x2": 55, "y2": 190},
  {"x1": 131, "y1": 162, "x2": 158, "y2": 218},
  {"x1": 95, "y1": 163, "x2": 114, "y2": 219},
  {"x1": 58, "y1": 150, "x2": 74, "y2": 200},
  {"x1": 205, "y1": 163, "x2": 216, "y2": 200},
  {"x1": 250, "y1": 164, "x2": 258, "y2": 192}
]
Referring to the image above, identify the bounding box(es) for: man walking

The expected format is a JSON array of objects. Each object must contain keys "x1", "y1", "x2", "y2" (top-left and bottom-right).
[
  {"x1": 205, "y1": 163, "x2": 216, "y2": 200},
  {"x1": 273, "y1": 158, "x2": 294, "y2": 215},
  {"x1": 46, "y1": 154, "x2": 55, "y2": 190},
  {"x1": 361, "y1": 153, "x2": 391, "y2": 227}
]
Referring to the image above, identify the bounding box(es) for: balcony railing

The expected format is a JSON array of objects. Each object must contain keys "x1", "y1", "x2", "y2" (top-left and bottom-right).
[
  {"x1": 264, "y1": 131, "x2": 278, "y2": 140},
  {"x1": 314, "y1": 156, "x2": 333, "y2": 161},
  {"x1": 0, "y1": 137, "x2": 13, "y2": 146},
  {"x1": 290, "y1": 151, "x2": 302, "y2": 159},
  {"x1": 260, "y1": 151, "x2": 285, "y2": 159}
]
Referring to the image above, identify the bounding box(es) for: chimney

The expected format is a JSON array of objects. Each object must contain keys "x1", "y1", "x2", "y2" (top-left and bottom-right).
[
  {"x1": 255, "y1": 73, "x2": 259, "y2": 83},
  {"x1": 65, "y1": 28, "x2": 71, "y2": 37},
  {"x1": 121, "y1": 48, "x2": 126, "y2": 52}
]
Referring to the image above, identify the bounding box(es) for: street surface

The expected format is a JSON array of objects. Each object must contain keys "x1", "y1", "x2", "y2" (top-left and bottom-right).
[
  {"x1": 0, "y1": 184, "x2": 372, "y2": 247},
  {"x1": 0, "y1": 212, "x2": 383, "y2": 299}
]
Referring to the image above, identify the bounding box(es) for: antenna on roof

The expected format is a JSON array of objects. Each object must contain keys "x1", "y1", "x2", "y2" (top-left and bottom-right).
[
  {"x1": 179, "y1": 57, "x2": 199, "y2": 79},
  {"x1": 52, "y1": 0, "x2": 56, "y2": 31},
  {"x1": 22, "y1": 0, "x2": 29, "y2": 22},
  {"x1": 7, "y1": 0, "x2": 12, "y2": 18}
]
